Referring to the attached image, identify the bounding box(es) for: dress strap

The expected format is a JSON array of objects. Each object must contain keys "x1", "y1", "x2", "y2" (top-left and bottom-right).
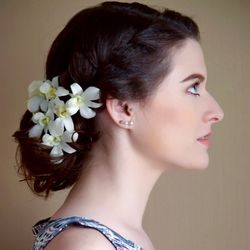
[{"x1": 32, "y1": 216, "x2": 143, "y2": 250}]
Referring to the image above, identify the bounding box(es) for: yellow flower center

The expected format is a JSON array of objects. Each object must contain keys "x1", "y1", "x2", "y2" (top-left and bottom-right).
[
  {"x1": 47, "y1": 87, "x2": 57, "y2": 99},
  {"x1": 55, "y1": 105, "x2": 68, "y2": 118},
  {"x1": 51, "y1": 136, "x2": 61, "y2": 146},
  {"x1": 39, "y1": 116, "x2": 51, "y2": 126},
  {"x1": 76, "y1": 95, "x2": 85, "y2": 106}
]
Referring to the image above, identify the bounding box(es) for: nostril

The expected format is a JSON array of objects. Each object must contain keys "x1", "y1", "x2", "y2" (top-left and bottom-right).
[
  {"x1": 214, "y1": 112, "x2": 224, "y2": 123},
  {"x1": 212, "y1": 117, "x2": 219, "y2": 123}
]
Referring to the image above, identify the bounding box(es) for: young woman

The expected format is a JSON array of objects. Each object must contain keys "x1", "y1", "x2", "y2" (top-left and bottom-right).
[{"x1": 13, "y1": 1, "x2": 224, "y2": 250}]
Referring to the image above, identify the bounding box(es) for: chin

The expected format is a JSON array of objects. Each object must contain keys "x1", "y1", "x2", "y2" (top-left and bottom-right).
[
  {"x1": 157, "y1": 152, "x2": 210, "y2": 171},
  {"x1": 187, "y1": 157, "x2": 210, "y2": 170},
  {"x1": 176, "y1": 155, "x2": 210, "y2": 171}
]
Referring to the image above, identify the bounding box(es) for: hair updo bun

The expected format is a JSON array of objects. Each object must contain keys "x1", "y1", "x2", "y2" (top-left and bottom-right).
[{"x1": 13, "y1": 1, "x2": 200, "y2": 197}]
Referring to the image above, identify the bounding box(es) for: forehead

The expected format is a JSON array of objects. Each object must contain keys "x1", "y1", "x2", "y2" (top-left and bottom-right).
[
  {"x1": 141, "y1": 39, "x2": 207, "y2": 105},
  {"x1": 169, "y1": 39, "x2": 207, "y2": 80}
]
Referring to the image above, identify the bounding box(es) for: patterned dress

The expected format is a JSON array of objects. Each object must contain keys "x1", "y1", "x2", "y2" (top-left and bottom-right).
[{"x1": 32, "y1": 216, "x2": 143, "y2": 250}]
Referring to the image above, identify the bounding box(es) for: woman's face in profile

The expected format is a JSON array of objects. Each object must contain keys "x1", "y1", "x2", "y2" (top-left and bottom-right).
[{"x1": 132, "y1": 39, "x2": 224, "y2": 171}]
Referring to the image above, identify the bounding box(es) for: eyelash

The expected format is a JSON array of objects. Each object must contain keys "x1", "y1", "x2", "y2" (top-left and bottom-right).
[{"x1": 187, "y1": 82, "x2": 201, "y2": 97}]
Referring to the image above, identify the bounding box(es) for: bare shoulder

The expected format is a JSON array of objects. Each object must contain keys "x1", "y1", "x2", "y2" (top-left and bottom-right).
[{"x1": 44, "y1": 226, "x2": 115, "y2": 250}]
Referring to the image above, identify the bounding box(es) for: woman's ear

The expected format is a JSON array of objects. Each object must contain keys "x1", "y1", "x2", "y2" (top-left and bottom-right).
[{"x1": 105, "y1": 98, "x2": 134, "y2": 128}]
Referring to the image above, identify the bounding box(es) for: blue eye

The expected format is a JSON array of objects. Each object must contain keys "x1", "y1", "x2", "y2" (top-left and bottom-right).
[{"x1": 187, "y1": 82, "x2": 201, "y2": 96}]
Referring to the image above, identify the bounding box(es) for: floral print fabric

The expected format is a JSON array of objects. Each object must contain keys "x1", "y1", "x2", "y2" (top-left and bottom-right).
[{"x1": 32, "y1": 216, "x2": 143, "y2": 250}]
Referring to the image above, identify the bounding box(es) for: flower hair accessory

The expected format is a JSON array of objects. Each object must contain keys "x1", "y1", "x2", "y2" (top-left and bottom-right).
[{"x1": 27, "y1": 76, "x2": 102, "y2": 158}]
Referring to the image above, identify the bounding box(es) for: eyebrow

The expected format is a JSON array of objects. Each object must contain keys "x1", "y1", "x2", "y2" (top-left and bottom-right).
[{"x1": 180, "y1": 73, "x2": 205, "y2": 83}]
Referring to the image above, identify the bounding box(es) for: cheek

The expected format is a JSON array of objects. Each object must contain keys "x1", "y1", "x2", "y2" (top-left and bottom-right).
[
  {"x1": 153, "y1": 101, "x2": 198, "y2": 140},
  {"x1": 135, "y1": 101, "x2": 199, "y2": 159}
]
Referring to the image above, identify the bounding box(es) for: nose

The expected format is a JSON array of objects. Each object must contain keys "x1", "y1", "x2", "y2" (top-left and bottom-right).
[{"x1": 203, "y1": 94, "x2": 224, "y2": 124}]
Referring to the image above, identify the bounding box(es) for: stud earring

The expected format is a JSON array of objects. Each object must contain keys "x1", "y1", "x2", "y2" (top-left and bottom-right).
[{"x1": 119, "y1": 119, "x2": 134, "y2": 126}]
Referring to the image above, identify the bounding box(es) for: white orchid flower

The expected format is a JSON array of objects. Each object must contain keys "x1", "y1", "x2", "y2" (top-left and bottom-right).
[
  {"x1": 42, "y1": 119, "x2": 78, "y2": 157},
  {"x1": 67, "y1": 83, "x2": 102, "y2": 119},
  {"x1": 27, "y1": 80, "x2": 48, "y2": 112},
  {"x1": 53, "y1": 99, "x2": 74, "y2": 132},
  {"x1": 27, "y1": 76, "x2": 102, "y2": 158},
  {"x1": 27, "y1": 76, "x2": 69, "y2": 113},
  {"x1": 40, "y1": 76, "x2": 69, "y2": 100},
  {"x1": 28, "y1": 109, "x2": 54, "y2": 138}
]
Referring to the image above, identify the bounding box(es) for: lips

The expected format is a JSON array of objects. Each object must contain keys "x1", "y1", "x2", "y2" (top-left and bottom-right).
[
  {"x1": 197, "y1": 131, "x2": 212, "y2": 147},
  {"x1": 197, "y1": 131, "x2": 212, "y2": 140}
]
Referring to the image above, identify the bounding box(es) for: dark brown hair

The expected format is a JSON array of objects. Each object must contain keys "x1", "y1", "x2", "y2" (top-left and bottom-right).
[{"x1": 13, "y1": 1, "x2": 200, "y2": 197}]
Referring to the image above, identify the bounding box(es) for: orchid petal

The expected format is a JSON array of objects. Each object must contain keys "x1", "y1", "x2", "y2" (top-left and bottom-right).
[
  {"x1": 72, "y1": 132, "x2": 79, "y2": 142},
  {"x1": 85, "y1": 100, "x2": 103, "y2": 108},
  {"x1": 63, "y1": 131, "x2": 72, "y2": 142},
  {"x1": 80, "y1": 105, "x2": 96, "y2": 119},
  {"x1": 29, "y1": 124, "x2": 44, "y2": 138},
  {"x1": 67, "y1": 105, "x2": 79, "y2": 116},
  {"x1": 28, "y1": 80, "x2": 43, "y2": 97},
  {"x1": 61, "y1": 142, "x2": 76, "y2": 154},
  {"x1": 57, "y1": 87, "x2": 69, "y2": 97},
  {"x1": 46, "y1": 108, "x2": 54, "y2": 120},
  {"x1": 66, "y1": 97, "x2": 78, "y2": 107},
  {"x1": 50, "y1": 118, "x2": 64, "y2": 136},
  {"x1": 50, "y1": 145, "x2": 63, "y2": 157},
  {"x1": 48, "y1": 99, "x2": 56, "y2": 109},
  {"x1": 63, "y1": 131, "x2": 78, "y2": 142},
  {"x1": 63, "y1": 116, "x2": 74, "y2": 132},
  {"x1": 51, "y1": 76, "x2": 59, "y2": 87},
  {"x1": 66, "y1": 98, "x2": 79, "y2": 115},
  {"x1": 52, "y1": 158, "x2": 63, "y2": 164},
  {"x1": 40, "y1": 100, "x2": 48, "y2": 112},
  {"x1": 40, "y1": 82, "x2": 51, "y2": 94},
  {"x1": 27, "y1": 96, "x2": 43, "y2": 112},
  {"x1": 70, "y1": 83, "x2": 83, "y2": 96},
  {"x1": 42, "y1": 134, "x2": 53, "y2": 146},
  {"x1": 83, "y1": 87, "x2": 101, "y2": 100},
  {"x1": 32, "y1": 112, "x2": 44, "y2": 123},
  {"x1": 53, "y1": 98, "x2": 63, "y2": 106}
]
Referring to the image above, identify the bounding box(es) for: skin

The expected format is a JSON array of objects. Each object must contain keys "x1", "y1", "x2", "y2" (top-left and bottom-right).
[
  {"x1": 48, "y1": 39, "x2": 224, "y2": 250},
  {"x1": 130, "y1": 38, "x2": 224, "y2": 172}
]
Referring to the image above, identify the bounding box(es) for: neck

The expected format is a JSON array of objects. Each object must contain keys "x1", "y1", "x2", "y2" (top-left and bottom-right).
[{"x1": 57, "y1": 137, "x2": 163, "y2": 231}]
